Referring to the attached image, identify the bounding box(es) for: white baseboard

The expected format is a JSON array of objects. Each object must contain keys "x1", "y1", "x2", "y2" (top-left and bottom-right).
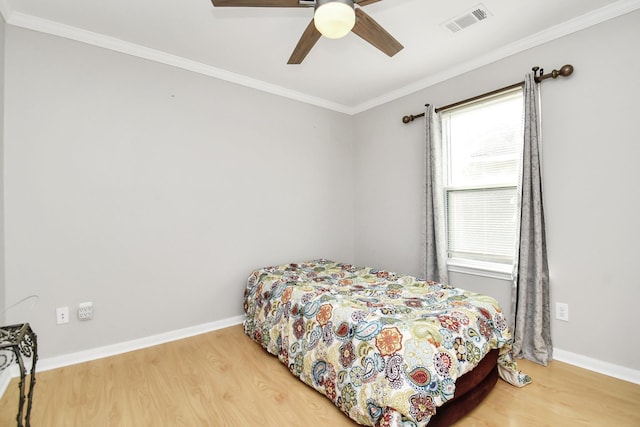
[
  {"x1": 0, "y1": 315, "x2": 245, "y2": 398},
  {"x1": 554, "y1": 348, "x2": 640, "y2": 385},
  {"x1": 0, "y1": 367, "x2": 13, "y2": 398},
  {"x1": 38, "y1": 315, "x2": 246, "y2": 372},
  {"x1": 3, "y1": 320, "x2": 638, "y2": 400}
]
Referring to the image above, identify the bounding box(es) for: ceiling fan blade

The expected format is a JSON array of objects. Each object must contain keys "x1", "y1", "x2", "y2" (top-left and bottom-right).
[
  {"x1": 288, "y1": 19, "x2": 322, "y2": 64},
  {"x1": 355, "y1": 0, "x2": 382, "y2": 6},
  {"x1": 211, "y1": 0, "x2": 304, "y2": 7},
  {"x1": 351, "y1": 8, "x2": 403, "y2": 57}
]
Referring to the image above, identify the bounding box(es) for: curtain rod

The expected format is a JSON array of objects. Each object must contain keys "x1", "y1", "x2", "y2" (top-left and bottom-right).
[{"x1": 401, "y1": 64, "x2": 574, "y2": 124}]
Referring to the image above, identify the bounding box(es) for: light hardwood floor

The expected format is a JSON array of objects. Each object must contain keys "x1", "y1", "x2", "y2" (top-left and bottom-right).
[{"x1": 1, "y1": 324, "x2": 639, "y2": 426}]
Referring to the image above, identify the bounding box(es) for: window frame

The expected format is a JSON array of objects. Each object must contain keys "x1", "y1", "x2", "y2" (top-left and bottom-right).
[{"x1": 440, "y1": 87, "x2": 524, "y2": 279}]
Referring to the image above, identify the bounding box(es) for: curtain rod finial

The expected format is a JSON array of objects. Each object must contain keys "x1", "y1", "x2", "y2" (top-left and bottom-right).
[
  {"x1": 402, "y1": 112, "x2": 427, "y2": 124},
  {"x1": 559, "y1": 64, "x2": 574, "y2": 77},
  {"x1": 534, "y1": 64, "x2": 574, "y2": 82}
]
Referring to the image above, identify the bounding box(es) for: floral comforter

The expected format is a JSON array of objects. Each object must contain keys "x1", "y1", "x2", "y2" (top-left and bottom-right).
[{"x1": 243, "y1": 260, "x2": 530, "y2": 427}]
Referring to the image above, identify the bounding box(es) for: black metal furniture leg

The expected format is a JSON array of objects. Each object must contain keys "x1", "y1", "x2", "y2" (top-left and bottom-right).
[{"x1": 0, "y1": 323, "x2": 38, "y2": 427}]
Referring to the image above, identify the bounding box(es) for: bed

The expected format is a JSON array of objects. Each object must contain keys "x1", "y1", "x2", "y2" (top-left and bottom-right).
[{"x1": 243, "y1": 260, "x2": 530, "y2": 426}]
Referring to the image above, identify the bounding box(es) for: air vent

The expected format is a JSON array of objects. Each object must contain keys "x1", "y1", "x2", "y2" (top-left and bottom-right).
[{"x1": 443, "y1": 4, "x2": 492, "y2": 33}]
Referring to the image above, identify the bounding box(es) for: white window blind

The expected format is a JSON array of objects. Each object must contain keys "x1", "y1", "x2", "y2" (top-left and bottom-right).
[{"x1": 442, "y1": 88, "x2": 523, "y2": 265}]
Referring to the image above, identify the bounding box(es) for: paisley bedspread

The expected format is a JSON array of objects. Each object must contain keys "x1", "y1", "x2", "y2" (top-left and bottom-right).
[{"x1": 243, "y1": 260, "x2": 530, "y2": 427}]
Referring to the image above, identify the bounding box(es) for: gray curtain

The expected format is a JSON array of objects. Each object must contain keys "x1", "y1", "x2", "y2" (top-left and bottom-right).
[
  {"x1": 423, "y1": 105, "x2": 448, "y2": 284},
  {"x1": 512, "y1": 73, "x2": 552, "y2": 365}
]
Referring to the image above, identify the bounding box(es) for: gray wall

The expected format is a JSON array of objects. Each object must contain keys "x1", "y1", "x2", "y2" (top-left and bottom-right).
[
  {"x1": 3, "y1": 26, "x2": 355, "y2": 358},
  {"x1": 2, "y1": 6, "x2": 639, "y2": 374},
  {"x1": 0, "y1": 14, "x2": 5, "y2": 325},
  {"x1": 353, "y1": 10, "x2": 640, "y2": 371}
]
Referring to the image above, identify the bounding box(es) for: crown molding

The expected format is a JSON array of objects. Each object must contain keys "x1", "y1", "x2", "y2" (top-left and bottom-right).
[
  {"x1": 4, "y1": 10, "x2": 355, "y2": 115},
  {"x1": 2, "y1": 0, "x2": 639, "y2": 115},
  {"x1": 0, "y1": 0, "x2": 12, "y2": 22},
  {"x1": 351, "y1": 0, "x2": 640, "y2": 114}
]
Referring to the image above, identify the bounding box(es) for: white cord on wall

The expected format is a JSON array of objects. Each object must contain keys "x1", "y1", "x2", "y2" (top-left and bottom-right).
[{"x1": 2, "y1": 295, "x2": 40, "y2": 315}]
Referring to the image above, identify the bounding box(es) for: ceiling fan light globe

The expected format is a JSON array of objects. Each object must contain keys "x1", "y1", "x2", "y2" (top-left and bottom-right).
[{"x1": 314, "y1": 0, "x2": 355, "y2": 39}]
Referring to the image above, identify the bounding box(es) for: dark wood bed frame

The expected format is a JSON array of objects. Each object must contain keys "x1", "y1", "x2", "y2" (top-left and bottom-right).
[{"x1": 427, "y1": 349, "x2": 499, "y2": 427}]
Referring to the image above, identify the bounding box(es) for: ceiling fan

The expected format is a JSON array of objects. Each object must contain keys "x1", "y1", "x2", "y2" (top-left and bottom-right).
[{"x1": 210, "y1": 0, "x2": 404, "y2": 64}]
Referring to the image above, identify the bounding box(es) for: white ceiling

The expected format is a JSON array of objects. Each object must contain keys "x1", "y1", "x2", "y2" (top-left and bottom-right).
[{"x1": 1, "y1": 0, "x2": 638, "y2": 113}]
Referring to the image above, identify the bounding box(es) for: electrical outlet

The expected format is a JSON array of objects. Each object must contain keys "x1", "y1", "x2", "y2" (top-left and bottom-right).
[
  {"x1": 56, "y1": 306, "x2": 70, "y2": 324},
  {"x1": 78, "y1": 301, "x2": 93, "y2": 320},
  {"x1": 556, "y1": 302, "x2": 569, "y2": 322}
]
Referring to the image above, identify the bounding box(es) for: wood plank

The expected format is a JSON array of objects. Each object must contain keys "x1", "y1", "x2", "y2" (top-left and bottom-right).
[
  {"x1": 351, "y1": 8, "x2": 403, "y2": 57},
  {"x1": 288, "y1": 19, "x2": 322, "y2": 64},
  {"x1": 1, "y1": 324, "x2": 638, "y2": 426}
]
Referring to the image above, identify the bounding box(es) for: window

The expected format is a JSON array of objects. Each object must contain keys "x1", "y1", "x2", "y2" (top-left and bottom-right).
[{"x1": 441, "y1": 88, "x2": 524, "y2": 269}]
